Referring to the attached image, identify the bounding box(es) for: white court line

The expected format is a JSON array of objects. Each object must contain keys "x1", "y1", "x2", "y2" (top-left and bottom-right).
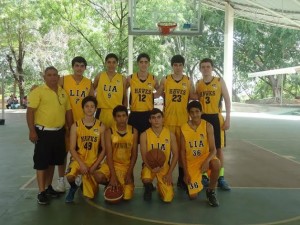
[{"x1": 20, "y1": 175, "x2": 36, "y2": 190}]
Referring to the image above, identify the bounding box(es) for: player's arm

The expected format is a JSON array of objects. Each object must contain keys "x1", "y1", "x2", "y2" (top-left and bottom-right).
[
  {"x1": 93, "y1": 74, "x2": 100, "y2": 91},
  {"x1": 201, "y1": 123, "x2": 217, "y2": 173},
  {"x1": 122, "y1": 75, "x2": 128, "y2": 108},
  {"x1": 220, "y1": 78, "x2": 231, "y2": 130},
  {"x1": 90, "y1": 123, "x2": 106, "y2": 173},
  {"x1": 26, "y1": 107, "x2": 38, "y2": 143},
  {"x1": 69, "y1": 123, "x2": 88, "y2": 175},
  {"x1": 154, "y1": 76, "x2": 165, "y2": 99},
  {"x1": 104, "y1": 127, "x2": 119, "y2": 188},
  {"x1": 125, "y1": 75, "x2": 131, "y2": 89},
  {"x1": 125, "y1": 128, "x2": 138, "y2": 184},
  {"x1": 180, "y1": 130, "x2": 191, "y2": 185},
  {"x1": 88, "y1": 79, "x2": 95, "y2": 96},
  {"x1": 140, "y1": 131, "x2": 151, "y2": 169},
  {"x1": 163, "y1": 132, "x2": 178, "y2": 185}
]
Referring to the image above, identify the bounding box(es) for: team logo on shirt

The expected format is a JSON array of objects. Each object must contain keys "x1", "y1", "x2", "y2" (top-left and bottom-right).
[
  {"x1": 200, "y1": 134, "x2": 204, "y2": 139},
  {"x1": 182, "y1": 83, "x2": 187, "y2": 89},
  {"x1": 212, "y1": 84, "x2": 217, "y2": 89},
  {"x1": 93, "y1": 128, "x2": 99, "y2": 135},
  {"x1": 148, "y1": 82, "x2": 152, "y2": 88}
]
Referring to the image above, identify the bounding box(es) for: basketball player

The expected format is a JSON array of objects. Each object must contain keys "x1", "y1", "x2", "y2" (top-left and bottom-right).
[
  {"x1": 156, "y1": 55, "x2": 195, "y2": 189},
  {"x1": 196, "y1": 58, "x2": 231, "y2": 191},
  {"x1": 57, "y1": 56, "x2": 94, "y2": 193},
  {"x1": 65, "y1": 96, "x2": 106, "y2": 203},
  {"x1": 94, "y1": 105, "x2": 138, "y2": 201},
  {"x1": 26, "y1": 66, "x2": 73, "y2": 205},
  {"x1": 140, "y1": 108, "x2": 178, "y2": 202},
  {"x1": 127, "y1": 53, "x2": 159, "y2": 137},
  {"x1": 181, "y1": 101, "x2": 220, "y2": 207},
  {"x1": 94, "y1": 53, "x2": 127, "y2": 128}
]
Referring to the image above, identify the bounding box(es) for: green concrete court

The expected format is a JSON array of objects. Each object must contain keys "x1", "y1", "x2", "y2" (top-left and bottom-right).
[{"x1": 1, "y1": 103, "x2": 300, "y2": 225}]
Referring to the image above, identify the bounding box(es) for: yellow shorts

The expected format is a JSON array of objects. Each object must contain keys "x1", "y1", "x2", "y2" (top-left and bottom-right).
[
  {"x1": 99, "y1": 108, "x2": 115, "y2": 128},
  {"x1": 141, "y1": 165, "x2": 174, "y2": 202},
  {"x1": 99, "y1": 162, "x2": 134, "y2": 200},
  {"x1": 66, "y1": 160, "x2": 101, "y2": 199}
]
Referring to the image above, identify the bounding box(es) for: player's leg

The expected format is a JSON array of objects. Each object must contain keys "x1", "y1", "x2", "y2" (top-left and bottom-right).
[
  {"x1": 156, "y1": 167, "x2": 174, "y2": 203},
  {"x1": 141, "y1": 165, "x2": 155, "y2": 201},
  {"x1": 186, "y1": 163, "x2": 202, "y2": 200},
  {"x1": 115, "y1": 166, "x2": 134, "y2": 201},
  {"x1": 82, "y1": 174, "x2": 98, "y2": 199},
  {"x1": 65, "y1": 161, "x2": 80, "y2": 203},
  {"x1": 94, "y1": 162, "x2": 109, "y2": 185},
  {"x1": 99, "y1": 108, "x2": 114, "y2": 128},
  {"x1": 206, "y1": 157, "x2": 221, "y2": 207}
]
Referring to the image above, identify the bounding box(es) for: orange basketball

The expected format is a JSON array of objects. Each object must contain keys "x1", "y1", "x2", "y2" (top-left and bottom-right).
[
  {"x1": 103, "y1": 186, "x2": 123, "y2": 204},
  {"x1": 145, "y1": 148, "x2": 166, "y2": 169}
]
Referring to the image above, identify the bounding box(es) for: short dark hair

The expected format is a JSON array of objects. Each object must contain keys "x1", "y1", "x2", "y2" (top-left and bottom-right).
[
  {"x1": 72, "y1": 56, "x2": 87, "y2": 67},
  {"x1": 187, "y1": 100, "x2": 202, "y2": 112},
  {"x1": 137, "y1": 53, "x2": 150, "y2": 62},
  {"x1": 200, "y1": 58, "x2": 214, "y2": 67},
  {"x1": 81, "y1": 96, "x2": 98, "y2": 109},
  {"x1": 44, "y1": 66, "x2": 58, "y2": 74},
  {"x1": 113, "y1": 105, "x2": 128, "y2": 117},
  {"x1": 171, "y1": 55, "x2": 185, "y2": 66},
  {"x1": 149, "y1": 108, "x2": 164, "y2": 117},
  {"x1": 105, "y1": 53, "x2": 119, "y2": 62}
]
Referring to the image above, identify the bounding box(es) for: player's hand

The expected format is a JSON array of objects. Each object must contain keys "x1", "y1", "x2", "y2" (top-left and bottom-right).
[
  {"x1": 162, "y1": 172, "x2": 172, "y2": 185},
  {"x1": 29, "y1": 130, "x2": 38, "y2": 143},
  {"x1": 89, "y1": 163, "x2": 98, "y2": 174},
  {"x1": 151, "y1": 167, "x2": 161, "y2": 173},
  {"x1": 109, "y1": 175, "x2": 120, "y2": 191},
  {"x1": 222, "y1": 119, "x2": 230, "y2": 130},
  {"x1": 79, "y1": 162, "x2": 89, "y2": 175},
  {"x1": 184, "y1": 174, "x2": 191, "y2": 185},
  {"x1": 201, "y1": 160, "x2": 209, "y2": 173}
]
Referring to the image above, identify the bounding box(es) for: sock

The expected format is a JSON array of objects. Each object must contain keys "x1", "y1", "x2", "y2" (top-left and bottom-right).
[
  {"x1": 178, "y1": 167, "x2": 184, "y2": 182},
  {"x1": 219, "y1": 167, "x2": 224, "y2": 177},
  {"x1": 69, "y1": 181, "x2": 77, "y2": 189},
  {"x1": 202, "y1": 172, "x2": 208, "y2": 178}
]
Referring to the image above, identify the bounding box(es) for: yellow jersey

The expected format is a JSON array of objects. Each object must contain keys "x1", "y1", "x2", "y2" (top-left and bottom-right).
[
  {"x1": 28, "y1": 84, "x2": 71, "y2": 127},
  {"x1": 196, "y1": 77, "x2": 222, "y2": 114},
  {"x1": 63, "y1": 75, "x2": 93, "y2": 121},
  {"x1": 164, "y1": 75, "x2": 190, "y2": 126},
  {"x1": 129, "y1": 73, "x2": 156, "y2": 111},
  {"x1": 181, "y1": 120, "x2": 209, "y2": 166},
  {"x1": 96, "y1": 72, "x2": 124, "y2": 109},
  {"x1": 76, "y1": 119, "x2": 102, "y2": 166},
  {"x1": 145, "y1": 127, "x2": 171, "y2": 167},
  {"x1": 110, "y1": 124, "x2": 134, "y2": 167}
]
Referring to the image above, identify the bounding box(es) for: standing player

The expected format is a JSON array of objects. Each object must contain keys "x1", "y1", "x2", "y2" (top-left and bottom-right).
[
  {"x1": 94, "y1": 105, "x2": 138, "y2": 201},
  {"x1": 57, "y1": 56, "x2": 94, "y2": 193},
  {"x1": 156, "y1": 55, "x2": 195, "y2": 189},
  {"x1": 94, "y1": 53, "x2": 127, "y2": 128},
  {"x1": 127, "y1": 53, "x2": 159, "y2": 137},
  {"x1": 196, "y1": 58, "x2": 231, "y2": 191},
  {"x1": 181, "y1": 101, "x2": 220, "y2": 207},
  {"x1": 26, "y1": 66, "x2": 73, "y2": 205},
  {"x1": 65, "y1": 96, "x2": 106, "y2": 203},
  {"x1": 140, "y1": 108, "x2": 178, "y2": 202}
]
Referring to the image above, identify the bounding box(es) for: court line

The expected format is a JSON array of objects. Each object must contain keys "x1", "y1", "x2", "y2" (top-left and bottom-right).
[
  {"x1": 242, "y1": 139, "x2": 300, "y2": 165},
  {"x1": 20, "y1": 175, "x2": 36, "y2": 190}
]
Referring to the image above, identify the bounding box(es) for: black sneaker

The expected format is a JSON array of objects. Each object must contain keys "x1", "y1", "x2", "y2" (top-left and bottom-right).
[
  {"x1": 143, "y1": 183, "x2": 153, "y2": 201},
  {"x1": 46, "y1": 185, "x2": 60, "y2": 198},
  {"x1": 37, "y1": 191, "x2": 49, "y2": 205},
  {"x1": 201, "y1": 175, "x2": 210, "y2": 188},
  {"x1": 206, "y1": 189, "x2": 219, "y2": 207}
]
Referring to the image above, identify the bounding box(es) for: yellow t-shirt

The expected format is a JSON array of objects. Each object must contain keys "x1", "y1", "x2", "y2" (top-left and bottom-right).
[
  {"x1": 111, "y1": 124, "x2": 134, "y2": 167},
  {"x1": 96, "y1": 72, "x2": 124, "y2": 109},
  {"x1": 62, "y1": 75, "x2": 92, "y2": 121},
  {"x1": 196, "y1": 77, "x2": 222, "y2": 114},
  {"x1": 181, "y1": 120, "x2": 209, "y2": 166},
  {"x1": 163, "y1": 75, "x2": 190, "y2": 126},
  {"x1": 146, "y1": 127, "x2": 171, "y2": 168},
  {"x1": 28, "y1": 84, "x2": 71, "y2": 127},
  {"x1": 129, "y1": 73, "x2": 156, "y2": 111},
  {"x1": 76, "y1": 119, "x2": 102, "y2": 166}
]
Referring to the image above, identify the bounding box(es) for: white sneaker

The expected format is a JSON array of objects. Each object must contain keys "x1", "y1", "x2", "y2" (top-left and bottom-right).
[{"x1": 55, "y1": 177, "x2": 66, "y2": 193}]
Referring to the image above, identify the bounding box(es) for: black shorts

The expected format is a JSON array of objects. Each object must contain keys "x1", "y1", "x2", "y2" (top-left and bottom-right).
[
  {"x1": 33, "y1": 127, "x2": 67, "y2": 170},
  {"x1": 128, "y1": 111, "x2": 151, "y2": 136},
  {"x1": 201, "y1": 113, "x2": 225, "y2": 149}
]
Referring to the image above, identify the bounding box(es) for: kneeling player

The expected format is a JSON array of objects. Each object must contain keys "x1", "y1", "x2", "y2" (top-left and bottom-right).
[
  {"x1": 65, "y1": 96, "x2": 106, "y2": 203},
  {"x1": 95, "y1": 105, "x2": 138, "y2": 201},
  {"x1": 180, "y1": 101, "x2": 220, "y2": 207}
]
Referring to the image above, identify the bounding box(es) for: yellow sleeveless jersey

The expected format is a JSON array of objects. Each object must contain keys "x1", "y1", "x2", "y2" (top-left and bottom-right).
[
  {"x1": 196, "y1": 77, "x2": 222, "y2": 114},
  {"x1": 129, "y1": 73, "x2": 156, "y2": 111},
  {"x1": 63, "y1": 75, "x2": 92, "y2": 121},
  {"x1": 111, "y1": 124, "x2": 134, "y2": 166},
  {"x1": 146, "y1": 127, "x2": 171, "y2": 167},
  {"x1": 76, "y1": 119, "x2": 102, "y2": 166},
  {"x1": 181, "y1": 120, "x2": 209, "y2": 166},
  {"x1": 96, "y1": 72, "x2": 124, "y2": 109},
  {"x1": 164, "y1": 75, "x2": 190, "y2": 126}
]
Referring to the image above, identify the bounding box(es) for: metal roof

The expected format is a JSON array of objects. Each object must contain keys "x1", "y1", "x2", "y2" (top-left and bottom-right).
[{"x1": 202, "y1": 0, "x2": 300, "y2": 30}]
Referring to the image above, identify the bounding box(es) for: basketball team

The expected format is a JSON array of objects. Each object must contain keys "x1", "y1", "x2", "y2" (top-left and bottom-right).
[{"x1": 26, "y1": 53, "x2": 231, "y2": 207}]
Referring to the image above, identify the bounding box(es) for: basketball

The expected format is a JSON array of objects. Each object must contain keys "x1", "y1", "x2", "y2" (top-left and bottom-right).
[
  {"x1": 145, "y1": 148, "x2": 166, "y2": 169},
  {"x1": 103, "y1": 186, "x2": 123, "y2": 204}
]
